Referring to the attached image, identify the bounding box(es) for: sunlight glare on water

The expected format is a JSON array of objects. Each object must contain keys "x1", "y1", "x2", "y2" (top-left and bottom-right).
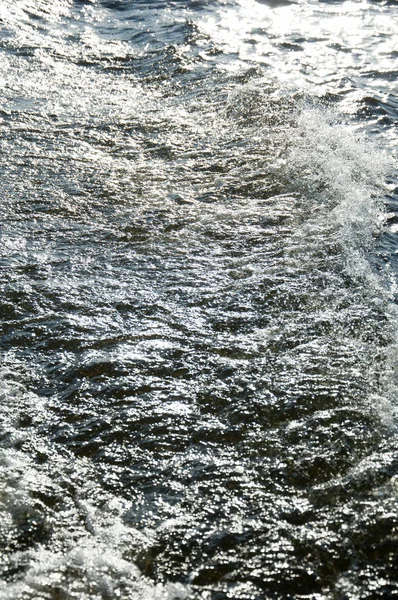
[{"x1": 201, "y1": 0, "x2": 398, "y2": 105}]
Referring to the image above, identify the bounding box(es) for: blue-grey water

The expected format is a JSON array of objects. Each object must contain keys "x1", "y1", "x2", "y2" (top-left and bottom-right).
[{"x1": 0, "y1": 1, "x2": 398, "y2": 598}]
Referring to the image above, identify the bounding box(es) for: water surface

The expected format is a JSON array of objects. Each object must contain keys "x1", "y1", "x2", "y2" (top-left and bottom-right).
[{"x1": 0, "y1": 1, "x2": 398, "y2": 598}]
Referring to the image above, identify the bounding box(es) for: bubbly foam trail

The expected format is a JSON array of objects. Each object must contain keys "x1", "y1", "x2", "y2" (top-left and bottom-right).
[{"x1": 1, "y1": 94, "x2": 396, "y2": 597}]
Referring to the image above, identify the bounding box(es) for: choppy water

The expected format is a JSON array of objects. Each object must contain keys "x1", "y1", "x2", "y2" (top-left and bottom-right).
[{"x1": 0, "y1": 0, "x2": 398, "y2": 598}]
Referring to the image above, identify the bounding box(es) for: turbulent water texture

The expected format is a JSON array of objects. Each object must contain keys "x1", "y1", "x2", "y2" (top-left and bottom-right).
[{"x1": 0, "y1": 0, "x2": 398, "y2": 598}]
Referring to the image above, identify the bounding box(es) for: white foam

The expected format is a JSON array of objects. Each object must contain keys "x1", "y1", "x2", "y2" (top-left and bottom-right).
[{"x1": 0, "y1": 372, "x2": 190, "y2": 600}]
